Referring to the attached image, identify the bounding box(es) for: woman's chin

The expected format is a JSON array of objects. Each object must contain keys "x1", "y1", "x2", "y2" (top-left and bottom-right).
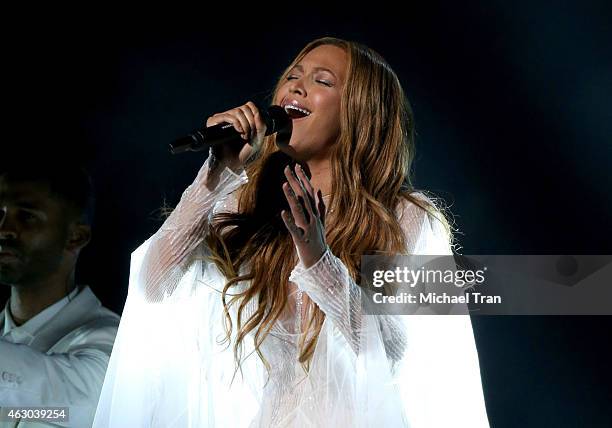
[{"x1": 276, "y1": 137, "x2": 300, "y2": 158}]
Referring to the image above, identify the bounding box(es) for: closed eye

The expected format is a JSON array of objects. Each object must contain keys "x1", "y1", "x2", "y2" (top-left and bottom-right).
[{"x1": 286, "y1": 75, "x2": 332, "y2": 87}]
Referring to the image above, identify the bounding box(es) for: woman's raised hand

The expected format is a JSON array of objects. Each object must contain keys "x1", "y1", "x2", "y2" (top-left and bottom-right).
[
  {"x1": 205, "y1": 101, "x2": 267, "y2": 171},
  {"x1": 281, "y1": 164, "x2": 328, "y2": 269}
]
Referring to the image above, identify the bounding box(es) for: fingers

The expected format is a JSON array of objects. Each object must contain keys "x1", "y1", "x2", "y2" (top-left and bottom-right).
[
  {"x1": 283, "y1": 181, "x2": 310, "y2": 225},
  {"x1": 244, "y1": 101, "x2": 266, "y2": 137},
  {"x1": 208, "y1": 110, "x2": 250, "y2": 140},
  {"x1": 281, "y1": 209, "x2": 308, "y2": 243},
  {"x1": 284, "y1": 165, "x2": 317, "y2": 220},
  {"x1": 294, "y1": 164, "x2": 319, "y2": 217},
  {"x1": 282, "y1": 164, "x2": 329, "y2": 254},
  {"x1": 205, "y1": 101, "x2": 264, "y2": 142},
  {"x1": 237, "y1": 104, "x2": 257, "y2": 140},
  {"x1": 244, "y1": 101, "x2": 268, "y2": 150}
]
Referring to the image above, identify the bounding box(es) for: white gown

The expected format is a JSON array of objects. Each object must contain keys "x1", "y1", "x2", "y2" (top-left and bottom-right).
[{"x1": 93, "y1": 155, "x2": 490, "y2": 428}]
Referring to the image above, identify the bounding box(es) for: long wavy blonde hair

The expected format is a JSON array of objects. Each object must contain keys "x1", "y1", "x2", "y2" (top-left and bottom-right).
[{"x1": 204, "y1": 37, "x2": 455, "y2": 374}]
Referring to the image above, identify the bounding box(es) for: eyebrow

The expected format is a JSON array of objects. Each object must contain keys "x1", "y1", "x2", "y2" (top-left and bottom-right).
[
  {"x1": 290, "y1": 64, "x2": 338, "y2": 79},
  {"x1": 5, "y1": 200, "x2": 45, "y2": 210}
]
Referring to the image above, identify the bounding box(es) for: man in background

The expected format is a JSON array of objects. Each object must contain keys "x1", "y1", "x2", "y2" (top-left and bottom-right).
[{"x1": 0, "y1": 159, "x2": 119, "y2": 427}]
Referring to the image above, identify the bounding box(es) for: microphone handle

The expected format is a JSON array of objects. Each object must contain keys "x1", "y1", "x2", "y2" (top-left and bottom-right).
[{"x1": 169, "y1": 123, "x2": 240, "y2": 155}]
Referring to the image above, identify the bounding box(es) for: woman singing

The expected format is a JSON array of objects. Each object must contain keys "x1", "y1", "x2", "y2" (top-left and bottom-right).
[{"x1": 94, "y1": 37, "x2": 489, "y2": 427}]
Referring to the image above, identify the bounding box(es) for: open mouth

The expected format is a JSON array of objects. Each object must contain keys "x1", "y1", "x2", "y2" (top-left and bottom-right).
[{"x1": 283, "y1": 104, "x2": 311, "y2": 119}]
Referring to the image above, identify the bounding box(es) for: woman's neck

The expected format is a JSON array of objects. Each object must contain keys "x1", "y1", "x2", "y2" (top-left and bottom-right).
[{"x1": 302, "y1": 158, "x2": 333, "y2": 197}]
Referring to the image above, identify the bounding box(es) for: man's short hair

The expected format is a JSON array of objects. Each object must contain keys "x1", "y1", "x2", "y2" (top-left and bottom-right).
[{"x1": 0, "y1": 158, "x2": 95, "y2": 226}]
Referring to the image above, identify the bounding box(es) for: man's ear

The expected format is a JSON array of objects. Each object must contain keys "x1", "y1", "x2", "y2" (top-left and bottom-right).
[{"x1": 66, "y1": 223, "x2": 92, "y2": 254}]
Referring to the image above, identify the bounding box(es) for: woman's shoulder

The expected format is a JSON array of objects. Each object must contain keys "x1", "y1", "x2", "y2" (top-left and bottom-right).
[
  {"x1": 395, "y1": 191, "x2": 454, "y2": 243},
  {"x1": 395, "y1": 191, "x2": 437, "y2": 222}
]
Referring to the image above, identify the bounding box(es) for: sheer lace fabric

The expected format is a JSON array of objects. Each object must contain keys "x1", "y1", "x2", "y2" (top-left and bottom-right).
[{"x1": 93, "y1": 155, "x2": 489, "y2": 427}]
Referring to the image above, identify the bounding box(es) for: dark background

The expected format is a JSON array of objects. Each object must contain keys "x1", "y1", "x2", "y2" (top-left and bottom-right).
[{"x1": 3, "y1": 2, "x2": 611, "y2": 427}]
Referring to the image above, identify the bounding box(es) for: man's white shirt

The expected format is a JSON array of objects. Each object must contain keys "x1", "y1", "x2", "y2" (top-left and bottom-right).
[{"x1": 0, "y1": 286, "x2": 119, "y2": 427}]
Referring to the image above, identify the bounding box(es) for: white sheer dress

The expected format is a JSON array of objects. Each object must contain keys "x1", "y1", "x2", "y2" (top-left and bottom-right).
[{"x1": 93, "y1": 155, "x2": 490, "y2": 428}]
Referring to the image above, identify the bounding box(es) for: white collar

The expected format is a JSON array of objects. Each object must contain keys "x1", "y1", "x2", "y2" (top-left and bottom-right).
[{"x1": 2, "y1": 286, "x2": 80, "y2": 339}]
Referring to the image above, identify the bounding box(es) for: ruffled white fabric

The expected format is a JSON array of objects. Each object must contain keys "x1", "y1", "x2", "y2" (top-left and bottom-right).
[{"x1": 93, "y1": 155, "x2": 490, "y2": 428}]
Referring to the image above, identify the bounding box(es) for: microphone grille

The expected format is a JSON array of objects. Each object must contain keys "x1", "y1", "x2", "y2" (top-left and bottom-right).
[{"x1": 264, "y1": 105, "x2": 291, "y2": 135}]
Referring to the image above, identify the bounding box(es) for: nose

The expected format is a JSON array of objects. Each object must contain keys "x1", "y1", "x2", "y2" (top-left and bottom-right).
[
  {"x1": 0, "y1": 209, "x2": 17, "y2": 240},
  {"x1": 288, "y1": 76, "x2": 306, "y2": 97}
]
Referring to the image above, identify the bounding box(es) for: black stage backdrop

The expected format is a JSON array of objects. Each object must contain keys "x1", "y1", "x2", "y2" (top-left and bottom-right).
[{"x1": 3, "y1": 2, "x2": 611, "y2": 427}]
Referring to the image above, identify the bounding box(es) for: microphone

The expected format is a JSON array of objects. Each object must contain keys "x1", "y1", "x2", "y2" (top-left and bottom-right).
[{"x1": 169, "y1": 105, "x2": 291, "y2": 155}]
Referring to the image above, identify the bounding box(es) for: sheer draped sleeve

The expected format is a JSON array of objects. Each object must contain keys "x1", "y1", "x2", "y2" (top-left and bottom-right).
[
  {"x1": 93, "y1": 156, "x2": 262, "y2": 428},
  {"x1": 138, "y1": 154, "x2": 248, "y2": 302}
]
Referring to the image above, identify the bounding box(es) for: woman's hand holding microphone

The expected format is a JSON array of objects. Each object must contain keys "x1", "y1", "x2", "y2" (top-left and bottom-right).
[{"x1": 205, "y1": 101, "x2": 267, "y2": 173}]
